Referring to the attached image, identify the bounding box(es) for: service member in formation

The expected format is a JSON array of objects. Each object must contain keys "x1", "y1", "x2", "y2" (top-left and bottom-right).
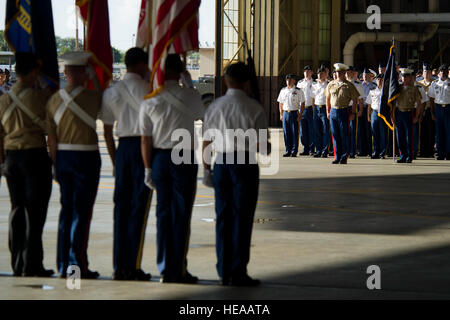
[
  {"x1": 412, "y1": 68, "x2": 429, "y2": 159},
  {"x1": 428, "y1": 64, "x2": 450, "y2": 160},
  {"x1": 394, "y1": 68, "x2": 423, "y2": 163},
  {"x1": 366, "y1": 74, "x2": 387, "y2": 159},
  {"x1": 0, "y1": 53, "x2": 53, "y2": 277},
  {"x1": 326, "y1": 63, "x2": 360, "y2": 164},
  {"x1": 278, "y1": 74, "x2": 305, "y2": 157},
  {"x1": 202, "y1": 62, "x2": 270, "y2": 286},
  {"x1": 140, "y1": 54, "x2": 204, "y2": 283},
  {"x1": 100, "y1": 48, "x2": 152, "y2": 281},
  {"x1": 378, "y1": 63, "x2": 386, "y2": 76},
  {"x1": 46, "y1": 51, "x2": 103, "y2": 279},
  {"x1": 297, "y1": 65, "x2": 315, "y2": 155},
  {"x1": 345, "y1": 66, "x2": 364, "y2": 158},
  {"x1": 359, "y1": 69, "x2": 377, "y2": 157},
  {"x1": 311, "y1": 66, "x2": 330, "y2": 158},
  {"x1": 417, "y1": 62, "x2": 435, "y2": 158}
]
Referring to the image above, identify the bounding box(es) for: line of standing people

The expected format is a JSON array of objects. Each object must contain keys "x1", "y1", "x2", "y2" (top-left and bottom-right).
[
  {"x1": 0, "y1": 50, "x2": 267, "y2": 287},
  {"x1": 278, "y1": 62, "x2": 450, "y2": 163}
]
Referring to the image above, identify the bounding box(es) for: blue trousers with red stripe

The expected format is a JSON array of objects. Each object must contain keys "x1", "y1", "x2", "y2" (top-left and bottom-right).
[
  {"x1": 56, "y1": 150, "x2": 101, "y2": 274},
  {"x1": 395, "y1": 109, "x2": 414, "y2": 161},
  {"x1": 113, "y1": 137, "x2": 151, "y2": 273},
  {"x1": 151, "y1": 149, "x2": 197, "y2": 279},
  {"x1": 330, "y1": 108, "x2": 350, "y2": 162}
]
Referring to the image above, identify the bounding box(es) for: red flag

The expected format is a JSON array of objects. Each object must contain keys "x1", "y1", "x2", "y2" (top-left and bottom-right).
[
  {"x1": 76, "y1": 0, "x2": 113, "y2": 90},
  {"x1": 136, "y1": 0, "x2": 151, "y2": 50},
  {"x1": 146, "y1": 0, "x2": 200, "y2": 99}
]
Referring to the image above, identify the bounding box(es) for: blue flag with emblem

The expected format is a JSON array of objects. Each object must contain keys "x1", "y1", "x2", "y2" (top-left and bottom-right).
[
  {"x1": 5, "y1": 0, "x2": 59, "y2": 88},
  {"x1": 378, "y1": 43, "x2": 401, "y2": 131}
]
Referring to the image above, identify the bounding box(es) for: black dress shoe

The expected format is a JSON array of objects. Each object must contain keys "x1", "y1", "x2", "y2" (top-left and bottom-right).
[
  {"x1": 349, "y1": 155, "x2": 355, "y2": 159},
  {"x1": 132, "y1": 269, "x2": 152, "y2": 281},
  {"x1": 226, "y1": 274, "x2": 261, "y2": 287},
  {"x1": 321, "y1": 153, "x2": 328, "y2": 158},
  {"x1": 23, "y1": 268, "x2": 54, "y2": 277},
  {"x1": 313, "y1": 153, "x2": 321, "y2": 158},
  {"x1": 371, "y1": 154, "x2": 379, "y2": 159},
  {"x1": 299, "y1": 151, "x2": 309, "y2": 156},
  {"x1": 113, "y1": 269, "x2": 130, "y2": 280},
  {"x1": 339, "y1": 159, "x2": 347, "y2": 164},
  {"x1": 81, "y1": 270, "x2": 100, "y2": 279},
  {"x1": 283, "y1": 153, "x2": 290, "y2": 157},
  {"x1": 332, "y1": 160, "x2": 339, "y2": 164},
  {"x1": 396, "y1": 158, "x2": 406, "y2": 163},
  {"x1": 161, "y1": 272, "x2": 198, "y2": 284},
  {"x1": 406, "y1": 158, "x2": 413, "y2": 163},
  {"x1": 290, "y1": 153, "x2": 297, "y2": 157},
  {"x1": 436, "y1": 156, "x2": 445, "y2": 160}
]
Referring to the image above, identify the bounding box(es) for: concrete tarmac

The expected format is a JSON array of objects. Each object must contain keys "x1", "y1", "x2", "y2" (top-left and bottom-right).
[{"x1": 1, "y1": 127, "x2": 450, "y2": 300}]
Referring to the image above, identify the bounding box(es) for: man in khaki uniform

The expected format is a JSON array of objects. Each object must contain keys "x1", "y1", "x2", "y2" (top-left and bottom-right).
[
  {"x1": 395, "y1": 68, "x2": 423, "y2": 163},
  {"x1": 325, "y1": 63, "x2": 360, "y2": 164},
  {"x1": 0, "y1": 53, "x2": 53, "y2": 277},
  {"x1": 46, "y1": 51, "x2": 102, "y2": 279},
  {"x1": 417, "y1": 62, "x2": 435, "y2": 158}
]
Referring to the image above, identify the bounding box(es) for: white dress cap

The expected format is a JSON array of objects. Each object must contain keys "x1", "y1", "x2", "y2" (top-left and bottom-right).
[
  {"x1": 400, "y1": 68, "x2": 414, "y2": 75},
  {"x1": 333, "y1": 63, "x2": 349, "y2": 72},
  {"x1": 60, "y1": 51, "x2": 92, "y2": 66}
]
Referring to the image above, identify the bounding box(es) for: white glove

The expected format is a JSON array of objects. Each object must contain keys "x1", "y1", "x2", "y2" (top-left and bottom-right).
[
  {"x1": 202, "y1": 168, "x2": 214, "y2": 188},
  {"x1": 0, "y1": 163, "x2": 4, "y2": 186},
  {"x1": 52, "y1": 166, "x2": 58, "y2": 182},
  {"x1": 86, "y1": 65, "x2": 97, "y2": 80},
  {"x1": 180, "y1": 71, "x2": 193, "y2": 88},
  {"x1": 144, "y1": 168, "x2": 156, "y2": 190}
]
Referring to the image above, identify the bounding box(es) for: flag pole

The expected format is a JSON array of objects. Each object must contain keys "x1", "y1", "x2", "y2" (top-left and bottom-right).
[
  {"x1": 75, "y1": 5, "x2": 79, "y2": 51},
  {"x1": 146, "y1": 0, "x2": 152, "y2": 52},
  {"x1": 392, "y1": 36, "x2": 396, "y2": 164},
  {"x1": 393, "y1": 113, "x2": 396, "y2": 163}
]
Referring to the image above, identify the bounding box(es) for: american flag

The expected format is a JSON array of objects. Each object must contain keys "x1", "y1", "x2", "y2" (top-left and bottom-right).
[
  {"x1": 146, "y1": 0, "x2": 201, "y2": 98},
  {"x1": 136, "y1": 0, "x2": 151, "y2": 49}
]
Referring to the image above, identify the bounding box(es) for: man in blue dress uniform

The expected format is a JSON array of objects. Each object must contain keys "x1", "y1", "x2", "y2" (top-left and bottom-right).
[
  {"x1": 311, "y1": 66, "x2": 330, "y2": 158},
  {"x1": 278, "y1": 75, "x2": 305, "y2": 157},
  {"x1": 428, "y1": 64, "x2": 450, "y2": 160},
  {"x1": 297, "y1": 65, "x2": 315, "y2": 155},
  {"x1": 140, "y1": 54, "x2": 204, "y2": 283},
  {"x1": 359, "y1": 68, "x2": 377, "y2": 157},
  {"x1": 100, "y1": 48, "x2": 152, "y2": 281},
  {"x1": 203, "y1": 62, "x2": 270, "y2": 286}
]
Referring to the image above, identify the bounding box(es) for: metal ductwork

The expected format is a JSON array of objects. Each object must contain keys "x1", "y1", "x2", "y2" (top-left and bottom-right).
[
  {"x1": 343, "y1": 0, "x2": 439, "y2": 66},
  {"x1": 343, "y1": 25, "x2": 438, "y2": 66}
]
